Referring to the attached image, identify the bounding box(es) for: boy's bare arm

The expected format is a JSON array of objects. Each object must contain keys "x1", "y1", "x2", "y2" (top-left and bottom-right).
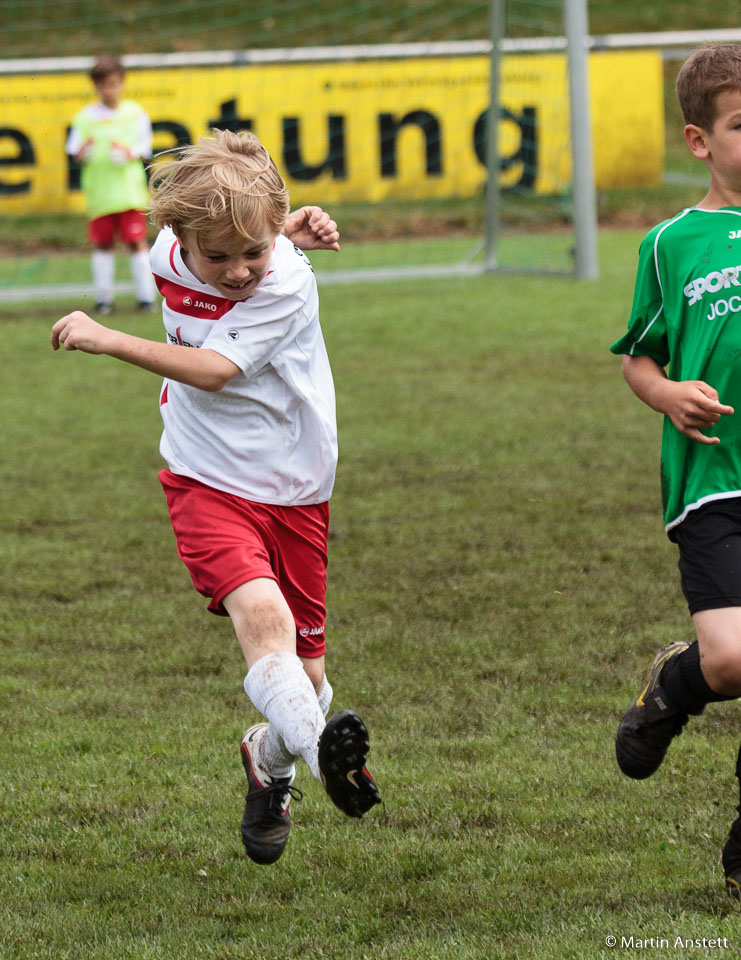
[
  {"x1": 622, "y1": 354, "x2": 734, "y2": 445},
  {"x1": 51, "y1": 311, "x2": 240, "y2": 392}
]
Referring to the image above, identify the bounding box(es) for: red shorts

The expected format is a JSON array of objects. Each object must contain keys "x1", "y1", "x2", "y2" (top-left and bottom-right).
[
  {"x1": 88, "y1": 209, "x2": 147, "y2": 246},
  {"x1": 159, "y1": 469, "x2": 329, "y2": 658}
]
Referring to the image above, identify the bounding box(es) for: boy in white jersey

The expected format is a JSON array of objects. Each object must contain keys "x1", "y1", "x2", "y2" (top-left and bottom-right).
[
  {"x1": 67, "y1": 56, "x2": 155, "y2": 315},
  {"x1": 51, "y1": 129, "x2": 381, "y2": 866},
  {"x1": 611, "y1": 45, "x2": 741, "y2": 898}
]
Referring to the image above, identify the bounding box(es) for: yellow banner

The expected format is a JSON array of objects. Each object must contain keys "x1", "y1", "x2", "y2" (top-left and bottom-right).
[{"x1": 0, "y1": 50, "x2": 663, "y2": 214}]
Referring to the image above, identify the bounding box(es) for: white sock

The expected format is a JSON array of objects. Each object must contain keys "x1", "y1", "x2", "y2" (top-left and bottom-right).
[
  {"x1": 258, "y1": 674, "x2": 332, "y2": 778},
  {"x1": 258, "y1": 726, "x2": 296, "y2": 780},
  {"x1": 130, "y1": 249, "x2": 155, "y2": 303},
  {"x1": 317, "y1": 675, "x2": 333, "y2": 717},
  {"x1": 245, "y1": 652, "x2": 325, "y2": 781},
  {"x1": 91, "y1": 250, "x2": 114, "y2": 304},
  {"x1": 249, "y1": 723, "x2": 295, "y2": 781}
]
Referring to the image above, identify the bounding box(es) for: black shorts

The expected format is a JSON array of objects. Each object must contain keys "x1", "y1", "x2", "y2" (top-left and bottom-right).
[{"x1": 669, "y1": 497, "x2": 741, "y2": 614}]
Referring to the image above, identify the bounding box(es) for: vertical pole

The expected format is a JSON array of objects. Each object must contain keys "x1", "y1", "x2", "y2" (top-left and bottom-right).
[
  {"x1": 564, "y1": 0, "x2": 598, "y2": 279},
  {"x1": 484, "y1": 0, "x2": 505, "y2": 272}
]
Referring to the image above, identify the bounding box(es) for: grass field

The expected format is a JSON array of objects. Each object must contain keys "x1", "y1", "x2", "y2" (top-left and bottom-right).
[{"x1": 2, "y1": 228, "x2": 741, "y2": 959}]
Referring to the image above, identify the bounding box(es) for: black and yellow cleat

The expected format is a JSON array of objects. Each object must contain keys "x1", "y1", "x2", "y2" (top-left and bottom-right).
[
  {"x1": 725, "y1": 870, "x2": 741, "y2": 902},
  {"x1": 318, "y1": 710, "x2": 381, "y2": 818},
  {"x1": 615, "y1": 641, "x2": 692, "y2": 780}
]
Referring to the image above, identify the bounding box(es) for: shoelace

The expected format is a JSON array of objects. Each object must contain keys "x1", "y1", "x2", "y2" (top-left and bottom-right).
[{"x1": 246, "y1": 782, "x2": 304, "y2": 805}]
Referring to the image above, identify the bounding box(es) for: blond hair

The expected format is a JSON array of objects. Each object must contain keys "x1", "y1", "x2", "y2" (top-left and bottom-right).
[
  {"x1": 677, "y1": 44, "x2": 741, "y2": 130},
  {"x1": 149, "y1": 129, "x2": 289, "y2": 246}
]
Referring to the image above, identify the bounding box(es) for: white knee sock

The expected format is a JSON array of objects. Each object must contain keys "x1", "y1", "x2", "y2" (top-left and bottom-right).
[
  {"x1": 130, "y1": 249, "x2": 155, "y2": 303},
  {"x1": 258, "y1": 723, "x2": 296, "y2": 780},
  {"x1": 257, "y1": 673, "x2": 332, "y2": 778},
  {"x1": 317, "y1": 675, "x2": 333, "y2": 716},
  {"x1": 91, "y1": 250, "x2": 114, "y2": 304},
  {"x1": 245, "y1": 652, "x2": 325, "y2": 781}
]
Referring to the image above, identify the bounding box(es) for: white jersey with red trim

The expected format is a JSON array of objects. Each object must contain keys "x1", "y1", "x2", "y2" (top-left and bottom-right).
[{"x1": 149, "y1": 226, "x2": 337, "y2": 506}]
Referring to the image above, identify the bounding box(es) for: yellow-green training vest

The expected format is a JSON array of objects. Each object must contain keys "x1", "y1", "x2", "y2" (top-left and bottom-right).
[{"x1": 71, "y1": 100, "x2": 150, "y2": 219}]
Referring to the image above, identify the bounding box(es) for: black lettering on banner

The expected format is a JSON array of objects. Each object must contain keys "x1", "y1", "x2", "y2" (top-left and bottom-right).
[
  {"x1": 149, "y1": 121, "x2": 192, "y2": 183},
  {"x1": 151, "y1": 120, "x2": 191, "y2": 150},
  {"x1": 282, "y1": 116, "x2": 346, "y2": 181},
  {"x1": 473, "y1": 106, "x2": 538, "y2": 190},
  {"x1": 209, "y1": 100, "x2": 253, "y2": 133},
  {"x1": 66, "y1": 125, "x2": 82, "y2": 191},
  {"x1": 148, "y1": 122, "x2": 192, "y2": 183},
  {"x1": 378, "y1": 110, "x2": 442, "y2": 177},
  {"x1": 0, "y1": 126, "x2": 35, "y2": 195}
]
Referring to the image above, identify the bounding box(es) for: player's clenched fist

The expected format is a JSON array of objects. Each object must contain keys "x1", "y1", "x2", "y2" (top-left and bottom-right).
[{"x1": 51, "y1": 311, "x2": 113, "y2": 354}]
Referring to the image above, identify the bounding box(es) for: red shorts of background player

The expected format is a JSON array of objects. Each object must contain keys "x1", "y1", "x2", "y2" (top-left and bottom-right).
[
  {"x1": 87, "y1": 209, "x2": 148, "y2": 246},
  {"x1": 159, "y1": 469, "x2": 329, "y2": 659}
]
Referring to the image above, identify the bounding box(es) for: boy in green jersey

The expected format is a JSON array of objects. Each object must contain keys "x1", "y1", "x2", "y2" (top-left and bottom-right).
[
  {"x1": 611, "y1": 44, "x2": 741, "y2": 899},
  {"x1": 66, "y1": 56, "x2": 155, "y2": 314}
]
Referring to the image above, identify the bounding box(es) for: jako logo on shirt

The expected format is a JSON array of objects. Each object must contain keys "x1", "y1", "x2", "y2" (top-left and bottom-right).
[
  {"x1": 182, "y1": 296, "x2": 217, "y2": 312},
  {"x1": 153, "y1": 276, "x2": 238, "y2": 320},
  {"x1": 684, "y1": 266, "x2": 741, "y2": 305},
  {"x1": 299, "y1": 626, "x2": 325, "y2": 637}
]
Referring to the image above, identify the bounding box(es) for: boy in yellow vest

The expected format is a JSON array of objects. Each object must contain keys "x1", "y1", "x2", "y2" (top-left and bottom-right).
[{"x1": 67, "y1": 56, "x2": 155, "y2": 314}]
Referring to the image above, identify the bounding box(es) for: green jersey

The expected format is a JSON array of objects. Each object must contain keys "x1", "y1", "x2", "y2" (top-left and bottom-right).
[
  {"x1": 611, "y1": 207, "x2": 741, "y2": 530},
  {"x1": 68, "y1": 100, "x2": 151, "y2": 219}
]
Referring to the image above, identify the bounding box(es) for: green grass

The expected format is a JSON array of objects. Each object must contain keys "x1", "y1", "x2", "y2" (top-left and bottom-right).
[
  {"x1": 0, "y1": 232, "x2": 578, "y2": 292},
  {"x1": 2, "y1": 228, "x2": 741, "y2": 959}
]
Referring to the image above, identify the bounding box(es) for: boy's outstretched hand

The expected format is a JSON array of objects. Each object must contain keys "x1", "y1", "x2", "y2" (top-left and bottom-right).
[
  {"x1": 51, "y1": 311, "x2": 114, "y2": 354},
  {"x1": 284, "y1": 206, "x2": 340, "y2": 252},
  {"x1": 660, "y1": 379, "x2": 734, "y2": 445},
  {"x1": 622, "y1": 355, "x2": 734, "y2": 445}
]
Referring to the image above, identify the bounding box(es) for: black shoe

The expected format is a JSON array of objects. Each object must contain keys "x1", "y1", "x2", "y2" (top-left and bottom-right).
[
  {"x1": 137, "y1": 301, "x2": 155, "y2": 312},
  {"x1": 318, "y1": 710, "x2": 381, "y2": 818},
  {"x1": 615, "y1": 641, "x2": 692, "y2": 780},
  {"x1": 93, "y1": 302, "x2": 114, "y2": 316},
  {"x1": 240, "y1": 724, "x2": 302, "y2": 865},
  {"x1": 722, "y1": 814, "x2": 741, "y2": 900}
]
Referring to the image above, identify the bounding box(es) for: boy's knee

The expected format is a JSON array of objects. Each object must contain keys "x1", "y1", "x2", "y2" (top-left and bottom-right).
[
  {"x1": 703, "y1": 645, "x2": 741, "y2": 694},
  {"x1": 244, "y1": 595, "x2": 292, "y2": 639},
  {"x1": 224, "y1": 579, "x2": 295, "y2": 649}
]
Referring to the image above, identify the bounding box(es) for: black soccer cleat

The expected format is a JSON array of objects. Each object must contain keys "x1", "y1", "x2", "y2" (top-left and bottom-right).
[
  {"x1": 240, "y1": 724, "x2": 302, "y2": 865},
  {"x1": 615, "y1": 641, "x2": 692, "y2": 780},
  {"x1": 722, "y1": 815, "x2": 741, "y2": 901},
  {"x1": 93, "y1": 302, "x2": 114, "y2": 316},
  {"x1": 318, "y1": 710, "x2": 381, "y2": 818}
]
